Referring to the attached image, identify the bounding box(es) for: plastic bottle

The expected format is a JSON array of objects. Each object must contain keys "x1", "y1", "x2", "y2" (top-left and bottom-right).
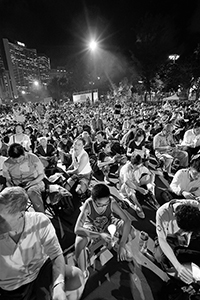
[{"x1": 139, "y1": 231, "x2": 156, "y2": 262}]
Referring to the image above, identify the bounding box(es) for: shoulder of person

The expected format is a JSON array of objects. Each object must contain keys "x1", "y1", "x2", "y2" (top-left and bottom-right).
[
  {"x1": 27, "y1": 152, "x2": 41, "y2": 162},
  {"x1": 25, "y1": 211, "x2": 50, "y2": 225}
]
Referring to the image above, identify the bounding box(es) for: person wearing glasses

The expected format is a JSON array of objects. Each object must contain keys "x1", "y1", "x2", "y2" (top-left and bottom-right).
[
  {"x1": 74, "y1": 183, "x2": 136, "y2": 279},
  {"x1": 0, "y1": 187, "x2": 84, "y2": 300},
  {"x1": 170, "y1": 154, "x2": 200, "y2": 200}
]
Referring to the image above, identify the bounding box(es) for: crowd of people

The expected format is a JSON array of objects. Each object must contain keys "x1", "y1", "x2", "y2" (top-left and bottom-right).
[{"x1": 1, "y1": 97, "x2": 200, "y2": 299}]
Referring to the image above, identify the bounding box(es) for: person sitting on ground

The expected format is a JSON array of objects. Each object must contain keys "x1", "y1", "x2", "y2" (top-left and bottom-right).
[
  {"x1": 65, "y1": 137, "x2": 92, "y2": 197},
  {"x1": 97, "y1": 141, "x2": 118, "y2": 184},
  {"x1": 35, "y1": 136, "x2": 58, "y2": 175},
  {"x1": 181, "y1": 120, "x2": 200, "y2": 159},
  {"x1": 155, "y1": 199, "x2": 200, "y2": 285},
  {"x1": 119, "y1": 153, "x2": 158, "y2": 219},
  {"x1": 8, "y1": 123, "x2": 31, "y2": 152},
  {"x1": 74, "y1": 183, "x2": 135, "y2": 279},
  {"x1": 3, "y1": 143, "x2": 45, "y2": 212},
  {"x1": 0, "y1": 186, "x2": 84, "y2": 300},
  {"x1": 58, "y1": 134, "x2": 73, "y2": 169},
  {"x1": 153, "y1": 123, "x2": 189, "y2": 176},
  {"x1": 93, "y1": 131, "x2": 107, "y2": 155},
  {"x1": 81, "y1": 131, "x2": 93, "y2": 157},
  {"x1": 170, "y1": 154, "x2": 200, "y2": 199},
  {"x1": 127, "y1": 128, "x2": 147, "y2": 159}
]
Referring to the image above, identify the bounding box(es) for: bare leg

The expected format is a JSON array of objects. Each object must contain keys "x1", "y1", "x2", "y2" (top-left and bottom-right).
[{"x1": 74, "y1": 235, "x2": 89, "y2": 274}]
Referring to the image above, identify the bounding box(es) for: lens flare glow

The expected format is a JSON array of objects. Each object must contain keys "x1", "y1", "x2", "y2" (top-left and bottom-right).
[{"x1": 89, "y1": 40, "x2": 97, "y2": 51}]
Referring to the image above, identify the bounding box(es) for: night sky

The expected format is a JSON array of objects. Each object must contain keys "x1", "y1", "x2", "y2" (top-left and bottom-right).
[{"x1": 1, "y1": 0, "x2": 200, "y2": 67}]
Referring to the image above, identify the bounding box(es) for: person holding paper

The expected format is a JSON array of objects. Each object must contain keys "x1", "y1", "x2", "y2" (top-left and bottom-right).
[
  {"x1": 170, "y1": 154, "x2": 200, "y2": 199},
  {"x1": 181, "y1": 120, "x2": 200, "y2": 159},
  {"x1": 74, "y1": 183, "x2": 136, "y2": 279},
  {"x1": 153, "y1": 123, "x2": 188, "y2": 175}
]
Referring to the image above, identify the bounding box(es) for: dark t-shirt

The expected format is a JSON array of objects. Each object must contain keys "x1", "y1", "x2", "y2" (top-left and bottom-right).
[
  {"x1": 93, "y1": 141, "x2": 107, "y2": 155},
  {"x1": 59, "y1": 140, "x2": 73, "y2": 153},
  {"x1": 98, "y1": 151, "x2": 108, "y2": 162},
  {"x1": 128, "y1": 138, "x2": 145, "y2": 152},
  {"x1": 114, "y1": 104, "x2": 121, "y2": 115}
]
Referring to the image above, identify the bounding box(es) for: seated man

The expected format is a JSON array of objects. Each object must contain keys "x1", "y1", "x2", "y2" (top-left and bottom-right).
[
  {"x1": 0, "y1": 186, "x2": 84, "y2": 300},
  {"x1": 3, "y1": 143, "x2": 45, "y2": 212},
  {"x1": 35, "y1": 136, "x2": 58, "y2": 174},
  {"x1": 97, "y1": 141, "x2": 119, "y2": 184},
  {"x1": 65, "y1": 137, "x2": 92, "y2": 196},
  {"x1": 119, "y1": 153, "x2": 158, "y2": 219},
  {"x1": 93, "y1": 131, "x2": 107, "y2": 156},
  {"x1": 153, "y1": 123, "x2": 188, "y2": 175},
  {"x1": 155, "y1": 199, "x2": 200, "y2": 285},
  {"x1": 170, "y1": 154, "x2": 200, "y2": 199},
  {"x1": 57, "y1": 134, "x2": 73, "y2": 169},
  {"x1": 74, "y1": 183, "x2": 135, "y2": 278},
  {"x1": 181, "y1": 120, "x2": 200, "y2": 159}
]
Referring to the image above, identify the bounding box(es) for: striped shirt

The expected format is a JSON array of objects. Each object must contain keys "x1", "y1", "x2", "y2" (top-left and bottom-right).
[{"x1": 0, "y1": 212, "x2": 62, "y2": 291}]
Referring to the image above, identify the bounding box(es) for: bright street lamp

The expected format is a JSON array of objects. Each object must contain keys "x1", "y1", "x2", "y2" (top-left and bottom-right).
[
  {"x1": 33, "y1": 80, "x2": 40, "y2": 87},
  {"x1": 169, "y1": 54, "x2": 180, "y2": 63},
  {"x1": 89, "y1": 40, "x2": 98, "y2": 52}
]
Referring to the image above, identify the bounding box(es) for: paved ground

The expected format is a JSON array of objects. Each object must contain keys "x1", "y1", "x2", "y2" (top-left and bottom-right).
[{"x1": 51, "y1": 173, "x2": 171, "y2": 300}]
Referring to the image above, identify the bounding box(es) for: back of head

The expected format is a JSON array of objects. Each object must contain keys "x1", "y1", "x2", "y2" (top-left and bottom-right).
[
  {"x1": 175, "y1": 204, "x2": 200, "y2": 232},
  {"x1": 8, "y1": 143, "x2": 25, "y2": 158},
  {"x1": 91, "y1": 183, "x2": 110, "y2": 201},
  {"x1": 0, "y1": 186, "x2": 28, "y2": 214}
]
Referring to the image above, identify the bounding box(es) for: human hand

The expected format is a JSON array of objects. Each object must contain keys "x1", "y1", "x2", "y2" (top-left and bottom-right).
[
  {"x1": 117, "y1": 245, "x2": 127, "y2": 261},
  {"x1": 52, "y1": 284, "x2": 66, "y2": 300},
  {"x1": 177, "y1": 264, "x2": 193, "y2": 284},
  {"x1": 182, "y1": 191, "x2": 196, "y2": 199},
  {"x1": 139, "y1": 188, "x2": 148, "y2": 195},
  {"x1": 100, "y1": 232, "x2": 112, "y2": 244}
]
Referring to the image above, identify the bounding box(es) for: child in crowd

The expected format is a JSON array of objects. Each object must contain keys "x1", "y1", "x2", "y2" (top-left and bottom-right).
[{"x1": 74, "y1": 183, "x2": 136, "y2": 278}]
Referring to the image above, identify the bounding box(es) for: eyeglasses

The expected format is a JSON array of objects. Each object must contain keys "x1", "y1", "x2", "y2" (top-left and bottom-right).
[{"x1": 94, "y1": 200, "x2": 110, "y2": 207}]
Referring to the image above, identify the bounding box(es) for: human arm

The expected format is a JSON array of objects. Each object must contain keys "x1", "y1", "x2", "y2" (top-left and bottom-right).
[
  {"x1": 97, "y1": 154, "x2": 115, "y2": 168},
  {"x1": 126, "y1": 140, "x2": 134, "y2": 157},
  {"x1": 170, "y1": 169, "x2": 196, "y2": 199},
  {"x1": 52, "y1": 254, "x2": 66, "y2": 300},
  {"x1": 111, "y1": 200, "x2": 133, "y2": 261},
  {"x1": 2, "y1": 162, "x2": 14, "y2": 186},
  {"x1": 25, "y1": 154, "x2": 45, "y2": 188},
  {"x1": 66, "y1": 153, "x2": 88, "y2": 175},
  {"x1": 156, "y1": 205, "x2": 193, "y2": 284},
  {"x1": 123, "y1": 167, "x2": 148, "y2": 195}
]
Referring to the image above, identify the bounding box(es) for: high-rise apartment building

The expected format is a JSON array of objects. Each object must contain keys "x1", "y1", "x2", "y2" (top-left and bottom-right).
[
  {"x1": 37, "y1": 54, "x2": 50, "y2": 85},
  {"x1": 2, "y1": 38, "x2": 51, "y2": 98}
]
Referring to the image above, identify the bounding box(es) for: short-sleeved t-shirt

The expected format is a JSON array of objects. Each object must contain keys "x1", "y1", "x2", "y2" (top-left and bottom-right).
[
  {"x1": 156, "y1": 199, "x2": 200, "y2": 245},
  {"x1": 3, "y1": 152, "x2": 44, "y2": 186},
  {"x1": 0, "y1": 212, "x2": 62, "y2": 291}
]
